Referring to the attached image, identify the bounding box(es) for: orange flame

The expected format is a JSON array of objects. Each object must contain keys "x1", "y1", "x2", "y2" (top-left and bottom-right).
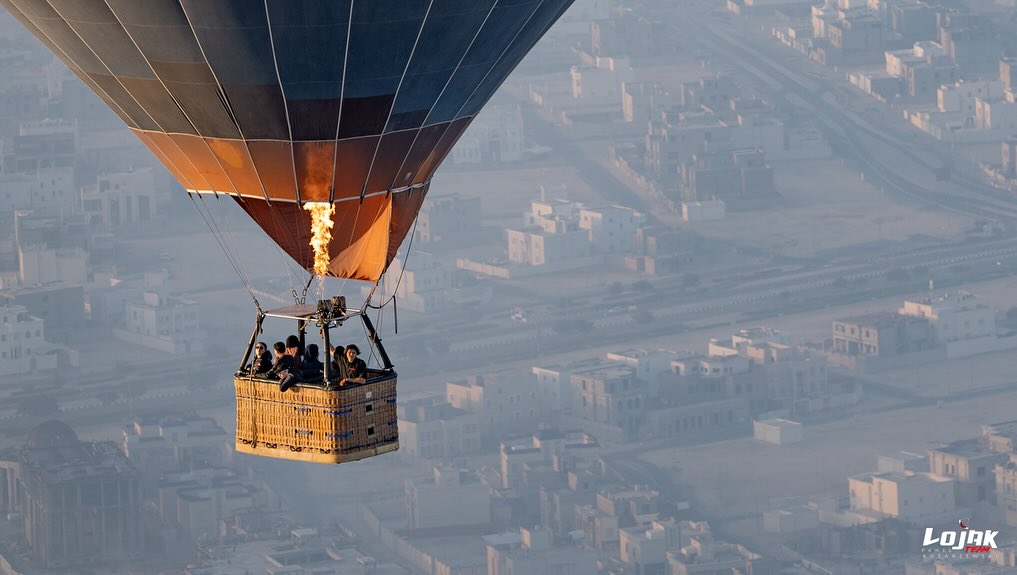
[{"x1": 302, "y1": 201, "x2": 335, "y2": 276}]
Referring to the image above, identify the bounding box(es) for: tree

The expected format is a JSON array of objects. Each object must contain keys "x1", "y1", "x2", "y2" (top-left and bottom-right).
[
  {"x1": 607, "y1": 281, "x2": 624, "y2": 296},
  {"x1": 682, "y1": 273, "x2": 701, "y2": 288}
]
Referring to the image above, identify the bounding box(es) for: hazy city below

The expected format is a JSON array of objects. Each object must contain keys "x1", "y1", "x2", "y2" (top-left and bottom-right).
[{"x1": 3, "y1": 0, "x2": 1017, "y2": 573}]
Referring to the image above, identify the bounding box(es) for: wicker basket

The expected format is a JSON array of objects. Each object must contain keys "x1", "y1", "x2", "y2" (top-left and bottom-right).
[{"x1": 234, "y1": 373, "x2": 398, "y2": 464}]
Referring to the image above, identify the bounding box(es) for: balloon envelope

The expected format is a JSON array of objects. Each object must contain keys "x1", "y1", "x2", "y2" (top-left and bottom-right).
[{"x1": 3, "y1": 0, "x2": 575, "y2": 280}]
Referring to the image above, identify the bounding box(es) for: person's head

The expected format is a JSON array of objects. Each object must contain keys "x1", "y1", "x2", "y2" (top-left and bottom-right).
[
  {"x1": 306, "y1": 344, "x2": 319, "y2": 359},
  {"x1": 345, "y1": 344, "x2": 360, "y2": 362},
  {"x1": 255, "y1": 341, "x2": 267, "y2": 355},
  {"x1": 285, "y1": 335, "x2": 300, "y2": 354},
  {"x1": 272, "y1": 342, "x2": 286, "y2": 358}
]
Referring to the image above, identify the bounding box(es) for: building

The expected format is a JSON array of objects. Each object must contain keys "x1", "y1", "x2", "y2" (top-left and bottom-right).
[
  {"x1": 579, "y1": 204, "x2": 644, "y2": 254},
  {"x1": 416, "y1": 193, "x2": 482, "y2": 243},
  {"x1": 763, "y1": 505, "x2": 820, "y2": 534},
  {"x1": 117, "y1": 288, "x2": 203, "y2": 354},
  {"x1": 937, "y1": 80, "x2": 1004, "y2": 117},
  {"x1": 405, "y1": 466, "x2": 491, "y2": 529},
  {"x1": 975, "y1": 97, "x2": 1017, "y2": 131},
  {"x1": 447, "y1": 369, "x2": 551, "y2": 440},
  {"x1": 826, "y1": 12, "x2": 885, "y2": 65},
  {"x1": 5, "y1": 119, "x2": 76, "y2": 174},
  {"x1": 121, "y1": 414, "x2": 229, "y2": 476},
  {"x1": 619, "y1": 518, "x2": 681, "y2": 575},
  {"x1": 622, "y1": 81, "x2": 672, "y2": 125},
  {"x1": 0, "y1": 305, "x2": 51, "y2": 376},
  {"x1": 666, "y1": 535, "x2": 768, "y2": 575},
  {"x1": 0, "y1": 283, "x2": 86, "y2": 343},
  {"x1": 80, "y1": 168, "x2": 159, "y2": 228},
  {"x1": 569, "y1": 56, "x2": 633, "y2": 105},
  {"x1": 928, "y1": 439, "x2": 1006, "y2": 506},
  {"x1": 397, "y1": 395, "x2": 482, "y2": 459},
  {"x1": 450, "y1": 104, "x2": 524, "y2": 164},
  {"x1": 499, "y1": 430, "x2": 599, "y2": 491},
  {"x1": 0, "y1": 421, "x2": 143, "y2": 569},
  {"x1": 678, "y1": 148, "x2": 775, "y2": 205},
  {"x1": 995, "y1": 453, "x2": 1017, "y2": 526},
  {"x1": 0, "y1": 167, "x2": 75, "y2": 214},
  {"x1": 487, "y1": 527, "x2": 596, "y2": 575},
  {"x1": 848, "y1": 471, "x2": 956, "y2": 523},
  {"x1": 570, "y1": 362, "x2": 647, "y2": 438},
  {"x1": 591, "y1": 15, "x2": 663, "y2": 58},
  {"x1": 372, "y1": 252, "x2": 457, "y2": 313},
  {"x1": 877, "y1": 451, "x2": 930, "y2": 473},
  {"x1": 158, "y1": 467, "x2": 275, "y2": 540},
  {"x1": 898, "y1": 292, "x2": 996, "y2": 343},
  {"x1": 832, "y1": 312, "x2": 933, "y2": 357},
  {"x1": 754, "y1": 418, "x2": 803, "y2": 444},
  {"x1": 681, "y1": 200, "x2": 726, "y2": 222}
]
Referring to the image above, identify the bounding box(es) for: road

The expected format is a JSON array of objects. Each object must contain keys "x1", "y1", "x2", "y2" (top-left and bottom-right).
[{"x1": 656, "y1": 4, "x2": 1017, "y2": 225}]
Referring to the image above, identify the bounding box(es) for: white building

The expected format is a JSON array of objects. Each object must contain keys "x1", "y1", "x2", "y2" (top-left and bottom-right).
[
  {"x1": 0, "y1": 305, "x2": 53, "y2": 375},
  {"x1": 488, "y1": 527, "x2": 597, "y2": 575},
  {"x1": 416, "y1": 193, "x2": 482, "y2": 242},
  {"x1": 122, "y1": 415, "x2": 229, "y2": 474},
  {"x1": 18, "y1": 245, "x2": 87, "y2": 288},
  {"x1": 848, "y1": 471, "x2": 956, "y2": 523},
  {"x1": 754, "y1": 418, "x2": 803, "y2": 444},
  {"x1": 405, "y1": 466, "x2": 490, "y2": 529},
  {"x1": 569, "y1": 57, "x2": 634, "y2": 105},
  {"x1": 877, "y1": 451, "x2": 930, "y2": 473},
  {"x1": 619, "y1": 519, "x2": 681, "y2": 574},
  {"x1": 898, "y1": 292, "x2": 995, "y2": 343},
  {"x1": 447, "y1": 370, "x2": 545, "y2": 438},
  {"x1": 975, "y1": 97, "x2": 1017, "y2": 130},
  {"x1": 506, "y1": 226, "x2": 589, "y2": 266},
  {"x1": 118, "y1": 290, "x2": 203, "y2": 354},
  {"x1": 451, "y1": 104, "x2": 524, "y2": 164},
  {"x1": 579, "y1": 204, "x2": 644, "y2": 254},
  {"x1": 0, "y1": 167, "x2": 75, "y2": 214},
  {"x1": 80, "y1": 168, "x2": 159, "y2": 228},
  {"x1": 397, "y1": 396, "x2": 482, "y2": 459},
  {"x1": 938, "y1": 80, "x2": 1005, "y2": 115}
]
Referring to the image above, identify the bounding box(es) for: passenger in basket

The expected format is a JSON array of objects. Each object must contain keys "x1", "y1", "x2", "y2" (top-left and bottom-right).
[
  {"x1": 330, "y1": 345, "x2": 348, "y2": 382},
  {"x1": 248, "y1": 341, "x2": 273, "y2": 375},
  {"x1": 285, "y1": 335, "x2": 303, "y2": 371},
  {"x1": 341, "y1": 344, "x2": 367, "y2": 386},
  {"x1": 302, "y1": 344, "x2": 324, "y2": 378}
]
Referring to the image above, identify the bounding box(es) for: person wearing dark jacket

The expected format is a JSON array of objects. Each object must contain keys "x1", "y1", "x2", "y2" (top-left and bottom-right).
[
  {"x1": 268, "y1": 341, "x2": 301, "y2": 392},
  {"x1": 302, "y1": 344, "x2": 324, "y2": 378},
  {"x1": 247, "y1": 341, "x2": 273, "y2": 375},
  {"x1": 341, "y1": 344, "x2": 367, "y2": 386},
  {"x1": 329, "y1": 345, "x2": 348, "y2": 382}
]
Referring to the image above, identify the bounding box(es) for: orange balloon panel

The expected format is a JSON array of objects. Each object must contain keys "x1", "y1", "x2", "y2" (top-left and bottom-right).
[{"x1": 233, "y1": 188, "x2": 426, "y2": 283}]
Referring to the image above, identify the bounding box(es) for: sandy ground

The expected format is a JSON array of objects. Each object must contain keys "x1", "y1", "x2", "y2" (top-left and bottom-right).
[
  {"x1": 642, "y1": 387, "x2": 1017, "y2": 521},
  {"x1": 687, "y1": 159, "x2": 973, "y2": 258}
]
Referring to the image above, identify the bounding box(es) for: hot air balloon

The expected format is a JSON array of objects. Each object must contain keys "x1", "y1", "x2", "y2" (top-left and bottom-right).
[{"x1": 3, "y1": 0, "x2": 575, "y2": 463}]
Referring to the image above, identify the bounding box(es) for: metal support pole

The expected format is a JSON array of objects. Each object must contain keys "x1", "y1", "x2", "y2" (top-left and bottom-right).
[
  {"x1": 360, "y1": 313, "x2": 394, "y2": 370},
  {"x1": 238, "y1": 313, "x2": 264, "y2": 373},
  {"x1": 322, "y1": 324, "x2": 331, "y2": 383}
]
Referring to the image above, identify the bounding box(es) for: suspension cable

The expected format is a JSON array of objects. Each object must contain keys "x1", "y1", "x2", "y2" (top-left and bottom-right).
[{"x1": 188, "y1": 193, "x2": 262, "y2": 313}]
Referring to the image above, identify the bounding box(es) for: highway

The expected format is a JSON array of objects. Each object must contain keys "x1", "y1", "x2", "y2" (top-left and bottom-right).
[{"x1": 654, "y1": 3, "x2": 1017, "y2": 225}]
